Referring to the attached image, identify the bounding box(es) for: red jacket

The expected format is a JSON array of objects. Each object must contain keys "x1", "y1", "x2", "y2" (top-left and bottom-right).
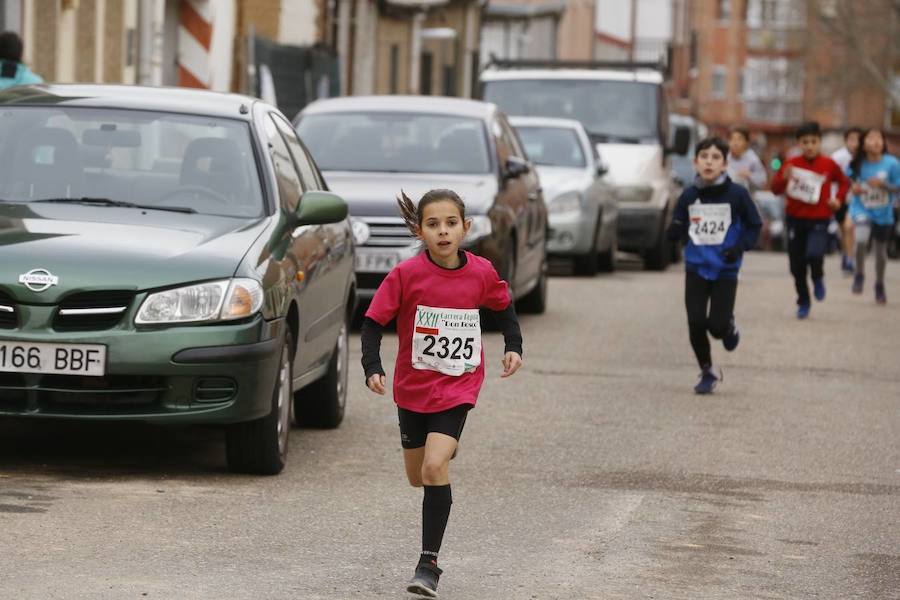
[{"x1": 772, "y1": 155, "x2": 850, "y2": 220}]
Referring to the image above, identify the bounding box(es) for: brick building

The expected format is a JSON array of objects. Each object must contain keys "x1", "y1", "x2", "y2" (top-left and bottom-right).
[{"x1": 669, "y1": 0, "x2": 898, "y2": 154}]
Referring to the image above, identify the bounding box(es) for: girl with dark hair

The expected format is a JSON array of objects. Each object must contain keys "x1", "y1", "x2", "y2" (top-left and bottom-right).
[
  {"x1": 832, "y1": 127, "x2": 863, "y2": 273},
  {"x1": 360, "y1": 189, "x2": 523, "y2": 597},
  {"x1": 847, "y1": 129, "x2": 900, "y2": 304},
  {"x1": 667, "y1": 137, "x2": 762, "y2": 394}
]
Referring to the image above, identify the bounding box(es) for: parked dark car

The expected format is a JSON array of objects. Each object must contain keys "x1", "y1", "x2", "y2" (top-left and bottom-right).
[
  {"x1": 295, "y1": 95, "x2": 548, "y2": 312},
  {"x1": 0, "y1": 85, "x2": 355, "y2": 475}
]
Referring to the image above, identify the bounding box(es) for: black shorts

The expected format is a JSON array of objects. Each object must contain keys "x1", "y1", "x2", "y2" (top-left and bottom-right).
[
  {"x1": 398, "y1": 404, "x2": 471, "y2": 449},
  {"x1": 835, "y1": 204, "x2": 848, "y2": 224}
]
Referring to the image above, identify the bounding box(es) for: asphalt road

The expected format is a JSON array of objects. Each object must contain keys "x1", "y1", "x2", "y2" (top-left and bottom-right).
[{"x1": 1, "y1": 252, "x2": 898, "y2": 600}]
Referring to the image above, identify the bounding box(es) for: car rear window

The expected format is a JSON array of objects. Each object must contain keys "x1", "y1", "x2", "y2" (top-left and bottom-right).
[
  {"x1": 515, "y1": 126, "x2": 586, "y2": 168},
  {"x1": 0, "y1": 107, "x2": 265, "y2": 218},
  {"x1": 296, "y1": 111, "x2": 491, "y2": 174}
]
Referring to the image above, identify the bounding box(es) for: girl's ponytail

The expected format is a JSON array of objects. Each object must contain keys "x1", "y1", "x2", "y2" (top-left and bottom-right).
[{"x1": 397, "y1": 189, "x2": 419, "y2": 235}]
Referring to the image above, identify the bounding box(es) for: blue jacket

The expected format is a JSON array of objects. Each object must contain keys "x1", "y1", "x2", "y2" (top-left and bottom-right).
[
  {"x1": 671, "y1": 176, "x2": 762, "y2": 281},
  {"x1": 0, "y1": 61, "x2": 43, "y2": 90}
]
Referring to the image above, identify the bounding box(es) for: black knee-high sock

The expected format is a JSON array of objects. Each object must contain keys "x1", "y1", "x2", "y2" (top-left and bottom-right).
[{"x1": 420, "y1": 484, "x2": 452, "y2": 564}]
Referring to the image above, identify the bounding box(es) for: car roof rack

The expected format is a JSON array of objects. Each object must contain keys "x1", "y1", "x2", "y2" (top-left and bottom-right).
[{"x1": 483, "y1": 56, "x2": 667, "y2": 73}]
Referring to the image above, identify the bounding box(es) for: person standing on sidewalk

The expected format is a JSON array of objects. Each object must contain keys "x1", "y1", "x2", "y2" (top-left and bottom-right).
[
  {"x1": 771, "y1": 121, "x2": 850, "y2": 319},
  {"x1": 0, "y1": 31, "x2": 43, "y2": 90},
  {"x1": 727, "y1": 127, "x2": 767, "y2": 192},
  {"x1": 832, "y1": 127, "x2": 862, "y2": 274},
  {"x1": 847, "y1": 128, "x2": 900, "y2": 304},
  {"x1": 666, "y1": 137, "x2": 761, "y2": 395}
]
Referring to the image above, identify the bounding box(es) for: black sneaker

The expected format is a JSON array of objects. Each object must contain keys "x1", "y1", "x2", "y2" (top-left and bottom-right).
[{"x1": 407, "y1": 561, "x2": 442, "y2": 598}]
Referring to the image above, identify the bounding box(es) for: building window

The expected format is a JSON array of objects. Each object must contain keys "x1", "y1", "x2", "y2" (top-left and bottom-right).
[
  {"x1": 389, "y1": 44, "x2": 399, "y2": 94},
  {"x1": 739, "y1": 70, "x2": 745, "y2": 98},
  {"x1": 718, "y1": 0, "x2": 732, "y2": 22},
  {"x1": 689, "y1": 31, "x2": 698, "y2": 69},
  {"x1": 712, "y1": 66, "x2": 727, "y2": 98}
]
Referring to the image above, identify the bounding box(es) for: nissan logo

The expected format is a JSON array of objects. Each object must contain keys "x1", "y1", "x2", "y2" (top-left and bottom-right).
[{"x1": 18, "y1": 268, "x2": 59, "y2": 292}]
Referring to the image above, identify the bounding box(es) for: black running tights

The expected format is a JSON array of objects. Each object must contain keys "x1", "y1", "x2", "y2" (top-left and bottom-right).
[{"x1": 685, "y1": 271, "x2": 738, "y2": 369}]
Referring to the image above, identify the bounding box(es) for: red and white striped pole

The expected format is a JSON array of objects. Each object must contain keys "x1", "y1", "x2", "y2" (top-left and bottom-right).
[{"x1": 178, "y1": 0, "x2": 212, "y2": 88}]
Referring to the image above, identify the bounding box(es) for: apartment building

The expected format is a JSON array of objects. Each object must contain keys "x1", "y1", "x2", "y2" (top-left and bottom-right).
[{"x1": 671, "y1": 0, "x2": 896, "y2": 150}]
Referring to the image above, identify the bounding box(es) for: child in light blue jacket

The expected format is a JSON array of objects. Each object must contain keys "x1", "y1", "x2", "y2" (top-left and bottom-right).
[{"x1": 0, "y1": 31, "x2": 43, "y2": 90}]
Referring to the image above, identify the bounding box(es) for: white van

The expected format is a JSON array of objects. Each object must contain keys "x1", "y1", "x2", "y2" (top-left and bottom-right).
[{"x1": 480, "y1": 61, "x2": 689, "y2": 270}]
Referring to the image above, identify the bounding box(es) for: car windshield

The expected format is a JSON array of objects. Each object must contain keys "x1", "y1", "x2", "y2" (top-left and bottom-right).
[
  {"x1": 515, "y1": 126, "x2": 586, "y2": 168},
  {"x1": 483, "y1": 79, "x2": 658, "y2": 143},
  {"x1": 0, "y1": 107, "x2": 264, "y2": 218},
  {"x1": 296, "y1": 112, "x2": 491, "y2": 174}
]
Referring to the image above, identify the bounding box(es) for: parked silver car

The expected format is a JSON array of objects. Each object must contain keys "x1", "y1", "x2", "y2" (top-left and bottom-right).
[{"x1": 510, "y1": 116, "x2": 617, "y2": 275}]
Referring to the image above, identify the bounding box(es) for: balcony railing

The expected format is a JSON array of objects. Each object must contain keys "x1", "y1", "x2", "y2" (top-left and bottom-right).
[
  {"x1": 743, "y1": 99, "x2": 803, "y2": 125},
  {"x1": 746, "y1": 28, "x2": 807, "y2": 53}
]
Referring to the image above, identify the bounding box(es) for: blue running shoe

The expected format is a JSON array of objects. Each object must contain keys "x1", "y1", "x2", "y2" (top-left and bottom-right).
[
  {"x1": 723, "y1": 317, "x2": 740, "y2": 352},
  {"x1": 841, "y1": 255, "x2": 855, "y2": 274},
  {"x1": 813, "y1": 278, "x2": 826, "y2": 301},
  {"x1": 852, "y1": 274, "x2": 864, "y2": 294},
  {"x1": 797, "y1": 304, "x2": 810, "y2": 319},
  {"x1": 694, "y1": 368, "x2": 720, "y2": 395}
]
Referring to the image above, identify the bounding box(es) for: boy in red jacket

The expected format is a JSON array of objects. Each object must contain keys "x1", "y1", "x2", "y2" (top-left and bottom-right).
[{"x1": 772, "y1": 121, "x2": 850, "y2": 319}]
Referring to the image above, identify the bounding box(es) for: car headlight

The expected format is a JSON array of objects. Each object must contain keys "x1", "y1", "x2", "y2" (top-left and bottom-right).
[
  {"x1": 615, "y1": 185, "x2": 654, "y2": 203},
  {"x1": 465, "y1": 215, "x2": 493, "y2": 243},
  {"x1": 136, "y1": 278, "x2": 264, "y2": 325},
  {"x1": 350, "y1": 218, "x2": 370, "y2": 245},
  {"x1": 549, "y1": 192, "x2": 581, "y2": 215}
]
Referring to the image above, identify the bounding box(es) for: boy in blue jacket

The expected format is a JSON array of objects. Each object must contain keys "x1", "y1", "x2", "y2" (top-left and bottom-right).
[{"x1": 667, "y1": 137, "x2": 762, "y2": 394}]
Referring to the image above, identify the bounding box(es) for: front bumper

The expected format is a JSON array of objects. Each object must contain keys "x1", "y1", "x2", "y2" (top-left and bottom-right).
[
  {"x1": 0, "y1": 312, "x2": 284, "y2": 424},
  {"x1": 617, "y1": 206, "x2": 665, "y2": 252}
]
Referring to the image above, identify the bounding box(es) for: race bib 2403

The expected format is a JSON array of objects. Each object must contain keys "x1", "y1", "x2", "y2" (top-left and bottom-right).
[
  {"x1": 860, "y1": 184, "x2": 889, "y2": 209},
  {"x1": 787, "y1": 167, "x2": 826, "y2": 205},
  {"x1": 412, "y1": 305, "x2": 482, "y2": 377},
  {"x1": 688, "y1": 202, "x2": 731, "y2": 246}
]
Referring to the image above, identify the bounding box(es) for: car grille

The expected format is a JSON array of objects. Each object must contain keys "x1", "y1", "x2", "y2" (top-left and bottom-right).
[
  {"x1": 0, "y1": 291, "x2": 16, "y2": 329},
  {"x1": 0, "y1": 373, "x2": 167, "y2": 413},
  {"x1": 360, "y1": 217, "x2": 414, "y2": 247},
  {"x1": 52, "y1": 290, "x2": 135, "y2": 331}
]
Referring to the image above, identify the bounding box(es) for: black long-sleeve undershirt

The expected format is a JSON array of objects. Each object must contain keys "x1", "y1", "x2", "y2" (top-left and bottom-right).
[{"x1": 361, "y1": 304, "x2": 523, "y2": 380}]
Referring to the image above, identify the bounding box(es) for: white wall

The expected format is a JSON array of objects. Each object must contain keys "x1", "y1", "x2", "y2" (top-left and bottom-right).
[
  {"x1": 279, "y1": 0, "x2": 317, "y2": 45},
  {"x1": 594, "y1": 0, "x2": 672, "y2": 42},
  {"x1": 635, "y1": 0, "x2": 671, "y2": 40},
  {"x1": 595, "y1": 0, "x2": 631, "y2": 43}
]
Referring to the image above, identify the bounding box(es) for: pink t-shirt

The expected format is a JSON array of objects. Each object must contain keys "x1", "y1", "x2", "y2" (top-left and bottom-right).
[{"x1": 365, "y1": 251, "x2": 511, "y2": 413}]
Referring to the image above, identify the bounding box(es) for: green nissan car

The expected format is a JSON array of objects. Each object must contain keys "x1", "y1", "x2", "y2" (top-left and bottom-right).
[{"x1": 0, "y1": 85, "x2": 356, "y2": 474}]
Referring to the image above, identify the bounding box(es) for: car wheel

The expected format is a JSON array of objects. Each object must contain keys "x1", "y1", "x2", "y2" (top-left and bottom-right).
[
  {"x1": 644, "y1": 225, "x2": 670, "y2": 271},
  {"x1": 517, "y1": 256, "x2": 548, "y2": 314},
  {"x1": 294, "y1": 319, "x2": 349, "y2": 429},
  {"x1": 225, "y1": 330, "x2": 293, "y2": 475},
  {"x1": 597, "y1": 231, "x2": 617, "y2": 273}
]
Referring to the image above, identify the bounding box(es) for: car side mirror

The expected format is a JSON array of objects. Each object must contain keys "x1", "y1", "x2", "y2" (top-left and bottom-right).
[
  {"x1": 670, "y1": 125, "x2": 691, "y2": 156},
  {"x1": 504, "y1": 156, "x2": 530, "y2": 180},
  {"x1": 293, "y1": 191, "x2": 348, "y2": 226}
]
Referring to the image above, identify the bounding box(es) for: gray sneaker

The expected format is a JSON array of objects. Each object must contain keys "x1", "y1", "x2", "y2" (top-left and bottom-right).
[{"x1": 407, "y1": 562, "x2": 442, "y2": 598}]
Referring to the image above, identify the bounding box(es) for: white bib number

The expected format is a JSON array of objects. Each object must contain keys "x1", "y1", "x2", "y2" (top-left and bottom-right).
[
  {"x1": 412, "y1": 305, "x2": 482, "y2": 377},
  {"x1": 786, "y1": 167, "x2": 826, "y2": 205},
  {"x1": 688, "y1": 203, "x2": 731, "y2": 246},
  {"x1": 860, "y1": 184, "x2": 889, "y2": 209}
]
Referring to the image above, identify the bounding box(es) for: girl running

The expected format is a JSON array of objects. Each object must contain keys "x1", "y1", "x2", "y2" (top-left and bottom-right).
[
  {"x1": 848, "y1": 128, "x2": 900, "y2": 304},
  {"x1": 666, "y1": 137, "x2": 761, "y2": 394},
  {"x1": 360, "y1": 189, "x2": 523, "y2": 597}
]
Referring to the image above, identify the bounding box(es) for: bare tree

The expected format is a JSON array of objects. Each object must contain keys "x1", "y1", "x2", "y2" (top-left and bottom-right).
[{"x1": 813, "y1": 0, "x2": 899, "y2": 109}]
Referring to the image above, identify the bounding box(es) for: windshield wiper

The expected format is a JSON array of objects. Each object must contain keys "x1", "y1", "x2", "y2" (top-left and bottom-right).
[{"x1": 32, "y1": 197, "x2": 196, "y2": 214}]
